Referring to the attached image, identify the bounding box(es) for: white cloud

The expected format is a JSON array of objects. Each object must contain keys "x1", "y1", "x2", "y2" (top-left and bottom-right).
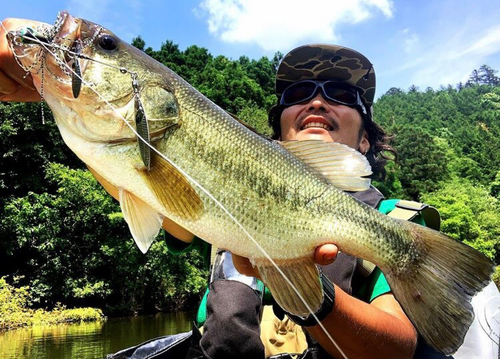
[
  {"x1": 369, "y1": 0, "x2": 393, "y2": 17},
  {"x1": 400, "y1": 28, "x2": 419, "y2": 54},
  {"x1": 460, "y1": 25, "x2": 500, "y2": 59},
  {"x1": 406, "y1": 25, "x2": 500, "y2": 88},
  {"x1": 198, "y1": 0, "x2": 394, "y2": 51},
  {"x1": 379, "y1": 22, "x2": 500, "y2": 93}
]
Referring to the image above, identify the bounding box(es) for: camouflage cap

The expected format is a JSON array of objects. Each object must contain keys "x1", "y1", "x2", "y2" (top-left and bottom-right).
[{"x1": 276, "y1": 44, "x2": 376, "y2": 108}]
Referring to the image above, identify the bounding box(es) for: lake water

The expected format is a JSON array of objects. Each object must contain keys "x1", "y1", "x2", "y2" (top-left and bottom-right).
[{"x1": 0, "y1": 311, "x2": 194, "y2": 359}]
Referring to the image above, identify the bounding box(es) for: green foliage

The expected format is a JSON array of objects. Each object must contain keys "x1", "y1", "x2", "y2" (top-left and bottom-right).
[
  {"x1": 131, "y1": 36, "x2": 146, "y2": 51},
  {"x1": 237, "y1": 105, "x2": 272, "y2": 136},
  {"x1": 421, "y1": 179, "x2": 499, "y2": 261},
  {"x1": 48, "y1": 305, "x2": 105, "y2": 323},
  {"x1": 0, "y1": 277, "x2": 31, "y2": 329},
  {"x1": 0, "y1": 277, "x2": 104, "y2": 330},
  {"x1": 196, "y1": 55, "x2": 266, "y2": 113},
  {"x1": 376, "y1": 75, "x2": 500, "y2": 187},
  {"x1": 0, "y1": 102, "x2": 81, "y2": 199},
  {"x1": 466, "y1": 65, "x2": 500, "y2": 86},
  {"x1": 375, "y1": 67, "x2": 500, "y2": 287},
  {"x1": 491, "y1": 171, "x2": 500, "y2": 199},
  {"x1": 1, "y1": 163, "x2": 207, "y2": 315},
  {"x1": 144, "y1": 241, "x2": 208, "y2": 311},
  {"x1": 372, "y1": 161, "x2": 404, "y2": 199},
  {"x1": 389, "y1": 126, "x2": 450, "y2": 200},
  {"x1": 492, "y1": 267, "x2": 500, "y2": 290},
  {"x1": 2, "y1": 163, "x2": 120, "y2": 306},
  {"x1": 2, "y1": 34, "x2": 500, "y2": 314},
  {"x1": 238, "y1": 55, "x2": 277, "y2": 101}
]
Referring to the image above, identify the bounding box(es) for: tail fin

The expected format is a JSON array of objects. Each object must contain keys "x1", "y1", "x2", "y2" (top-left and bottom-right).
[{"x1": 386, "y1": 221, "x2": 494, "y2": 355}]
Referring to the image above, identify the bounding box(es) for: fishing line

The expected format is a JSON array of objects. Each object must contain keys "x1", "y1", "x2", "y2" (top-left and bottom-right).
[
  {"x1": 7, "y1": 22, "x2": 348, "y2": 359},
  {"x1": 40, "y1": 53, "x2": 45, "y2": 124}
]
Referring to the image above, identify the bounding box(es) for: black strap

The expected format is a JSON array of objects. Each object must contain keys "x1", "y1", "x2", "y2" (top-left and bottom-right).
[{"x1": 284, "y1": 271, "x2": 336, "y2": 327}]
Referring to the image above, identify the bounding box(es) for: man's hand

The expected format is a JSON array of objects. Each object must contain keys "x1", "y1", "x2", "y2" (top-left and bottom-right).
[
  {"x1": 0, "y1": 18, "x2": 44, "y2": 102},
  {"x1": 232, "y1": 243, "x2": 339, "y2": 278}
]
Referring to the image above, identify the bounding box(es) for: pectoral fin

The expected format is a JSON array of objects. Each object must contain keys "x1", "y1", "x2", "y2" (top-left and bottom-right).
[
  {"x1": 119, "y1": 188, "x2": 162, "y2": 253},
  {"x1": 280, "y1": 140, "x2": 372, "y2": 192},
  {"x1": 140, "y1": 154, "x2": 204, "y2": 221},
  {"x1": 257, "y1": 257, "x2": 323, "y2": 317}
]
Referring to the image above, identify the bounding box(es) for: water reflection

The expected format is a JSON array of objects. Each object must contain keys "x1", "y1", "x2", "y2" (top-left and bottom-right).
[{"x1": 0, "y1": 311, "x2": 193, "y2": 359}]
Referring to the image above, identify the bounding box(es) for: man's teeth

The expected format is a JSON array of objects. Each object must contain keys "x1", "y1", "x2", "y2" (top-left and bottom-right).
[{"x1": 302, "y1": 122, "x2": 332, "y2": 130}]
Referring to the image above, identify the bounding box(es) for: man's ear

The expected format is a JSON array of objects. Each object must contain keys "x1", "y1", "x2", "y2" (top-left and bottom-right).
[{"x1": 359, "y1": 130, "x2": 370, "y2": 154}]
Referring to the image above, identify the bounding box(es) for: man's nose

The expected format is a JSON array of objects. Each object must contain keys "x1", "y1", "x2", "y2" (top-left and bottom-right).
[{"x1": 307, "y1": 93, "x2": 330, "y2": 111}]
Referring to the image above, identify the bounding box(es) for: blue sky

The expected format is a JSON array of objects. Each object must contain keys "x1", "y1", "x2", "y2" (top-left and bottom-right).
[{"x1": 3, "y1": 0, "x2": 500, "y2": 100}]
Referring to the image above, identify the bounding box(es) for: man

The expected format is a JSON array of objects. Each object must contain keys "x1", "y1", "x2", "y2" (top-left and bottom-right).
[
  {"x1": 0, "y1": 18, "x2": 446, "y2": 359},
  {"x1": 203, "y1": 44, "x2": 418, "y2": 359}
]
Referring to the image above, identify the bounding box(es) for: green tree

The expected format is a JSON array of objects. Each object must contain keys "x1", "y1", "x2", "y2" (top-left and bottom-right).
[
  {"x1": 391, "y1": 126, "x2": 450, "y2": 200},
  {"x1": 372, "y1": 161, "x2": 404, "y2": 199},
  {"x1": 181, "y1": 45, "x2": 213, "y2": 86},
  {"x1": 237, "y1": 105, "x2": 272, "y2": 136},
  {"x1": 153, "y1": 40, "x2": 184, "y2": 74},
  {"x1": 0, "y1": 102, "x2": 81, "y2": 199},
  {"x1": 239, "y1": 55, "x2": 276, "y2": 99},
  {"x1": 375, "y1": 73, "x2": 500, "y2": 186},
  {"x1": 408, "y1": 85, "x2": 419, "y2": 93},
  {"x1": 1, "y1": 163, "x2": 207, "y2": 313},
  {"x1": 479, "y1": 65, "x2": 500, "y2": 86},
  {"x1": 491, "y1": 171, "x2": 500, "y2": 199},
  {"x1": 131, "y1": 36, "x2": 146, "y2": 51},
  {"x1": 197, "y1": 55, "x2": 266, "y2": 113},
  {"x1": 421, "y1": 179, "x2": 500, "y2": 262}
]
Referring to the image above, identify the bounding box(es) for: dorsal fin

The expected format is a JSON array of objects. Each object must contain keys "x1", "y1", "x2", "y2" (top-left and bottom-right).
[{"x1": 280, "y1": 140, "x2": 372, "y2": 191}]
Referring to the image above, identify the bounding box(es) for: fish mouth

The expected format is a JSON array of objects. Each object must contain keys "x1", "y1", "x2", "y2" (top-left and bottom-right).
[
  {"x1": 51, "y1": 11, "x2": 84, "y2": 53},
  {"x1": 6, "y1": 12, "x2": 101, "y2": 92},
  {"x1": 297, "y1": 116, "x2": 336, "y2": 132},
  {"x1": 7, "y1": 11, "x2": 82, "y2": 64}
]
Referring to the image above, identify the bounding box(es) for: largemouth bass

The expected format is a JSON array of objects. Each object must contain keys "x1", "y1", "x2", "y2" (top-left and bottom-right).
[{"x1": 6, "y1": 11, "x2": 493, "y2": 355}]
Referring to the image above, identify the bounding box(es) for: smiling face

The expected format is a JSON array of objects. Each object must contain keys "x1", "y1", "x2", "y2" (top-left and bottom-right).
[{"x1": 279, "y1": 93, "x2": 370, "y2": 153}]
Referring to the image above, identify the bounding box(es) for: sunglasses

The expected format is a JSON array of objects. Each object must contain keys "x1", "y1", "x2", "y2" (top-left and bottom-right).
[{"x1": 280, "y1": 80, "x2": 367, "y2": 115}]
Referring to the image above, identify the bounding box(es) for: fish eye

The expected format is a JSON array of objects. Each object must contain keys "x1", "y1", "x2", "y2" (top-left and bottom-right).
[{"x1": 97, "y1": 35, "x2": 118, "y2": 51}]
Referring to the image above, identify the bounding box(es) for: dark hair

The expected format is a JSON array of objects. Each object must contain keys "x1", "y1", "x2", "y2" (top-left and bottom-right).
[{"x1": 268, "y1": 104, "x2": 396, "y2": 181}]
